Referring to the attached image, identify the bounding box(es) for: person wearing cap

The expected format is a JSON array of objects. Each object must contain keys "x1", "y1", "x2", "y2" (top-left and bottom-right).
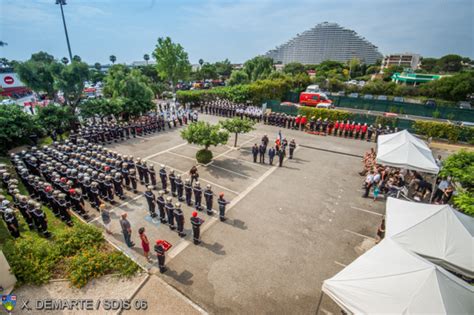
[
  {"x1": 175, "y1": 175, "x2": 184, "y2": 201},
  {"x1": 184, "y1": 179, "x2": 193, "y2": 206},
  {"x1": 129, "y1": 168, "x2": 138, "y2": 193},
  {"x1": 57, "y1": 193, "x2": 73, "y2": 226},
  {"x1": 190, "y1": 211, "x2": 202, "y2": 245},
  {"x1": 289, "y1": 139, "x2": 296, "y2": 159},
  {"x1": 18, "y1": 195, "x2": 35, "y2": 230},
  {"x1": 193, "y1": 182, "x2": 203, "y2": 210},
  {"x1": 144, "y1": 186, "x2": 157, "y2": 218},
  {"x1": 31, "y1": 202, "x2": 50, "y2": 237},
  {"x1": 120, "y1": 212, "x2": 134, "y2": 247},
  {"x1": 217, "y1": 193, "x2": 229, "y2": 222},
  {"x1": 174, "y1": 203, "x2": 186, "y2": 237},
  {"x1": 4, "y1": 208, "x2": 20, "y2": 238},
  {"x1": 169, "y1": 170, "x2": 177, "y2": 197},
  {"x1": 154, "y1": 240, "x2": 167, "y2": 273},
  {"x1": 156, "y1": 190, "x2": 167, "y2": 224},
  {"x1": 159, "y1": 165, "x2": 168, "y2": 192},
  {"x1": 148, "y1": 164, "x2": 157, "y2": 189},
  {"x1": 100, "y1": 203, "x2": 112, "y2": 234},
  {"x1": 204, "y1": 184, "x2": 214, "y2": 215},
  {"x1": 165, "y1": 197, "x2": 175, "y2": 230}
]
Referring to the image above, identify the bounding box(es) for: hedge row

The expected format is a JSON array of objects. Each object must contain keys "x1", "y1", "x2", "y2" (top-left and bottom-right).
[
  {"x1": 297, "y1": 107, "x2": 353, "y2": 121},
  {"x1": 413, "y1": 120, "x2": 474, "y2": 144},
  {"x1": 176, "y1": 77, "x2": 308, "y2": 105}
]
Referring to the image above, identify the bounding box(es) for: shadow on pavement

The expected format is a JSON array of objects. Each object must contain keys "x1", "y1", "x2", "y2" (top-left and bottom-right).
[
  {"x1": 225, "y1": 218, "x2": 247, "y2": 230},
  {"x1": 201, "y1": 241, "x2": 226, "y2": 255},
  {"x1": 164, "y1": 269, "x2": 194, "y2": 285}
]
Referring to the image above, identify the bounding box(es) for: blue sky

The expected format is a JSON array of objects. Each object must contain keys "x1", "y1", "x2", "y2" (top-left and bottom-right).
[{"x1": 0, "y1": 0, "x2": 472, "y2": 65}]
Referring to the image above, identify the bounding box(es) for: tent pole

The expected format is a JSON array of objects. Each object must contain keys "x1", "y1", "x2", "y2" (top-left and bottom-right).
[
  {"x1": 315, "y1": 291, "x2": 324, "y2": 314},
  {"x1": 430, "y1": 176, "x2": 437, "y2": 203}
]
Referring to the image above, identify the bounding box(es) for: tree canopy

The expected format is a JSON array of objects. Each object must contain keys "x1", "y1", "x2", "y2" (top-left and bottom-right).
[
  {"x1": 243, "y1": 56, "x2": 274, "y2": 81},
  {"x1": 16, "y1": 51, "x2": 58, "y2": 99},
  {"x1": 219, "y1": 117, "x2": 256, "y2": 147},
  {"x1": 228, "y1": 70, "x2": 250, "y2": 86},
  {"x1": 79, "y1": 97, "x2": 123, "y2": 120},
  {"x1": 152, "y1": 37, "x2": 191, "y2": 90},
  {"x1": 180, "y1": 121, "x2": 229, "y2": 150},
  {"x1": 283, "y1": 62, "x2": 306, "y2": 76},
  {"x1": 0, "y1": 105, "x2": 41, "y2": 153},
  {"x1": 36, "y1": 104, "x2": 74, "y2": 133}
]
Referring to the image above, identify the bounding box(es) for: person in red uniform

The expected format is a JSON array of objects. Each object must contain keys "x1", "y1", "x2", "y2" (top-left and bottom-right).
[
  {"x1": 349, "y1": 121, "x2": 356, "y2": 137},
  {"x1": 355, "y1": 123, "x2": 361, "y2": 139},
  {"x1": 344, "y1": 120, "x2": 351, "y2": 137},
  {"x1": 300, "y1": 115, "x2": 307, "y2": 131},
  {"x1": 295, "y1": 115, "x2": 301, "y2": 130},
  {"x1": 338, "y1": 120, "x2": 345, "y2": 136},
  {"x1": 361, "y1": 123, "x2": 368, "y2": 140},
  {"x1": 333, "y1": 120, "x2": 339, "y2": 136}
]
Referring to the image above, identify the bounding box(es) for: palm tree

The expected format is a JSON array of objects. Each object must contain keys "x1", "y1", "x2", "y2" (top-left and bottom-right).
[
  {"x1": 199, "y1": 58, "x2": 204, "y2": 67},
  {"x1": 72, "y1": 55, "x2": 81, "y2": 62},
  {"x1": 109, "y1": 55, "x2": 116, "y2": 64},
  {"x1": 143, "y1": 54, "x2": 150, "y2": 65},
  {"x1": 61, "y1": 57, "x2": 69, "y2": 65},
  {"x1": 94, "y1": 62, "x2": 101, "y2": 71},
  {"x1": 0, "y1": 41, "x2": 7, "y2": 47}
]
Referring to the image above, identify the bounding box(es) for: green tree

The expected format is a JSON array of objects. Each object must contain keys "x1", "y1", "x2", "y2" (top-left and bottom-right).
[
  {"x1": 72, "y1": 55, "x2": 82, "y2": 62},
  {"x1": 283, "y1": 62, "x2": 306, "y2": 76},
  {"x1": 54, "y1": 61, "x2": 90, "y2": 114},
  {"x1": 437, "y1": 54, "x2": 463, "y2": 73},
  {"x1": 143, "y1": 54, "x2": 150, "y2": 65},
  {"x1": 228, "y1": 70, "x2": 250, "y2": 86},
  {"x1": 94, "y1": 62, "x2": 101, "y2": 71},
  {"x1": 243, "y1": 56, "x2": 274, "y2": 81},
  {"x1": 199, "y1": 63, "x2": 218, "y2": 79},
  {"x1": 36, "y1": 104, "x2": 74, "y2": 133},
  {"x1": 103, "y1": 64, "x2": 130, "y2": 97},
  {"x1": 15, "y1": 51, "x2": 58, "y2": 99},
  {"x1": 420, "y1": 72, "x2": 474, "y2": 101},
  {"x1": 79, "y1": 98, "x2": 123, "y2": 121},
  {"x1": 109, "y1": 55, "x2": 117, "y2": 64},
  {"x1": 198, "y1": 58, "x2": 204, "y2": 66},
  {"x1": 61, "y1": 57, "x2": 69, "y2": 65},
  {"x1": 382, "y1": 65, "x2": 404, "y2": 81},
  {"x1": 0, "y1": 105, "x2": 41, "y2": 153},
  {"x1": 180, "y1": 121, "x2": 229, "y2": 163},
  {"x1": 420, "y1": 57, "x2": 439, "y2": 73},
  {"x1": 215, "y1": 59, "x2": 233, "y2": 77},
  {"x1": 439, "y1": 150, "x2": 474, "y2": 215},
  {"x1": 119, "y1": 69, "x2": 155, "y2": 118},
  {"x1": 219, "y1": 117, "x2": 256, "y2": 147},
  {"x1": 152, "y1": 37, "x2": 191, "y2": 91}
]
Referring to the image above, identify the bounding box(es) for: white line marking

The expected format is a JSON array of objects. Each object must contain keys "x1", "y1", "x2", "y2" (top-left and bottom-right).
[
  {"x1": 167, "y1": 240, "x2": 191, "y2": 259},
  {"x1": 143, "y1": 142, "x2": 188, "y2": 161},
  {"x1": 350, "y1": 206, "x2": 383, "y2": 216},
  {"x1": 334, "y1": 261, "x2": 347, "y2": 267},
  {"x1": 220, "y1": 154, "x2": 269, "y2": 168},
  {"x1": 167, "y1": 151, "x2": 196, "y2": 161},
  {"x1": 344, "y1": 229, "x2": 376, "y2": 241},
  {"x1": 207, "y1": 163, "x2": 257, "y2": 180}
]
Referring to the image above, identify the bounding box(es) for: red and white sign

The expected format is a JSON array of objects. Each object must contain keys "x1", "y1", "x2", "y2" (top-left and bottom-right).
[{"x1": 0, "y1": 73, "x2": 24, "y2": 88}]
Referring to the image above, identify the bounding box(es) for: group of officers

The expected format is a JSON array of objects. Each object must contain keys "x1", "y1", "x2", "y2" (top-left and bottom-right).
[
  {"x1": 202, "y1": 100, "x2": 263, "y2": 121},
  {"x1": 264, "y1": 112, "x2": 397, "y2": 142}
]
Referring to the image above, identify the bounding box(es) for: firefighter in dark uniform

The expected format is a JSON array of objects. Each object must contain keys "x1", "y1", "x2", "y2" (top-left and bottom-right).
[
  {"x1": 17, "y1": 195, "x2": 34, "y2": 230},
  {"x1": 175, "y1": 175, "x2": 184, "y2": 201},
  {"x1": 129, "y1": 168, "x2": 138, "y2": 193},
  {"x1": 148, "y1": 163, "x2": 157, "y2": 189},
  {"x1": 204, "y1": 184, "x2": 214, "y2": 215},
  {"x1": 174, "y1": 203, "x2": 186, "y2": 237},
  {"x1": 113, "y1": 173, "x2": 126, "y2": 200},
  {"x1": 142, "y1": 161, "x2": 150, "y2": 186},
  {"x1": 4, "y1": 208, "x2": 20, "y2": 238},
  {"x1": 154, "y1": 241, "x2": 167, "y2": 273},
  {"x1": 289, "y1": 139, "x2": 296, "y2": 159},
  {"x1": 57, "y1": 193, "x2": 74, "y2": 226},
  {"x1": 190, "y1": 211, "x2": 202, "y2": 245},
  {"x1": 268, "y1": 146, "x2": 276, "y2": 165},
  {"x1": 217, "y1": 193, "x2": 229, "y2": 221},
  {"x1": 156, "y1": 190, "x2": 167, "y2": 224},
  {"x1": 89, "y1": 181, "x2": 101, "y2": 210},
  {"x1": 159, "y1": 165, "x2": 168, "y2": 192},
  {"x1": 169, "y1": 170, "x2": 177, "y2": 197},
  {"x1": 165, "y1": 197, "x2": 175, "y2": 230},
  {"x1": 277, "y1": 148, "x2": 285, "y2": 167},
  {"x1": 144, "y1": 186, "x2": 157, "y2": 218},
  {"x1": 193, "y1": 181, "x2": 203, "y2": 210},
  {"x1": 121, "y1": 163, "x2": 131, "y2": 190},
  {"x1": 184, "y1": 179, "x2": 192, "y2": 206},
  {"x1": 252, "y1": 144, "x2": 258, "y2": 163},
  {"x1": 70, "y1": 188, "x2": 89, "y2": 220},
  {"x1": 259, "y1": 143, "x2": 266, "y2": 164},
  {"x1": 136, "y1": 158, "x2": 145, "y2": 184},
  {"x1": 104, "y1": 175, "x2": 115, "y2": 203},
  {"x1": 31, "y1": 202, "x2": 50, "y2": 237}
]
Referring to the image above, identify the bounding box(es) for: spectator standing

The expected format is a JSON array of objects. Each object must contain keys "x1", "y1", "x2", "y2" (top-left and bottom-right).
[
  {"x1": 138, "y1": 227, "x2": 152, "y2": 262},
  {"x1": 363, "y1": 171, "x2": 374, "y2": 198},
  {"x1": 100, "y1": 204, "x2": 112, "y2": 234},
  {"x1": 120, "y1": 212, "x2": 135, "y2": 248}
]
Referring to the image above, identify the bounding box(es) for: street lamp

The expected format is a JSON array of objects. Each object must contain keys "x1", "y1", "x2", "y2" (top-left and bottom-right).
[{"x1": 56, "y1": 0, "x2": 73, "y2": 61}]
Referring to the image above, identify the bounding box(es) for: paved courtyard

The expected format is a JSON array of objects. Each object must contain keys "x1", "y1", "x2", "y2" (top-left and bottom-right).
[{"x1": 91, "y1": 114, "x2": 385, "y2": 314}]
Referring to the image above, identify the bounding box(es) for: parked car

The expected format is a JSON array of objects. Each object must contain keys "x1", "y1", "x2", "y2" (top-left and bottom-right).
[
  {"x1": 377, "y1": 95, "x2": 388, "y2": 101},
  {"x1": 363, "y1": 94, "x2": 373, "y2": 100},
  {"x1": 393, "y1": 96, "x2": 404, "y2": 102},
  {"x1": 348, "y1": 93, "x2": 359, "y2": 98},
  {"x1": 305, "y1": 85, "x2": 320, "y2": 93},
  {"x1": 458, "y1": 101, "x2": 472, "y2": 110},
  {"x1": 316, "y1": 103, "x2": 332, "y2": 109},
  {"x1": 425, "y1": 99, "x2": 437, "y2": 108},
  {"x1": 337, "y1": 91, "x2": 345, "y2": 96}
]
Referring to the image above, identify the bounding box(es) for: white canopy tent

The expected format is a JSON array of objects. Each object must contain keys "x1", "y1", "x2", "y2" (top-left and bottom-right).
[
  {"x1": 322, "y1": 239, "x2": 474, "y2": 314},
  {"x1": 386, "y1": 197, "x2": 474, "y2": 278},
  {"x1": 376, "y1": 130, "x2": 439, "y2": 174}
]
